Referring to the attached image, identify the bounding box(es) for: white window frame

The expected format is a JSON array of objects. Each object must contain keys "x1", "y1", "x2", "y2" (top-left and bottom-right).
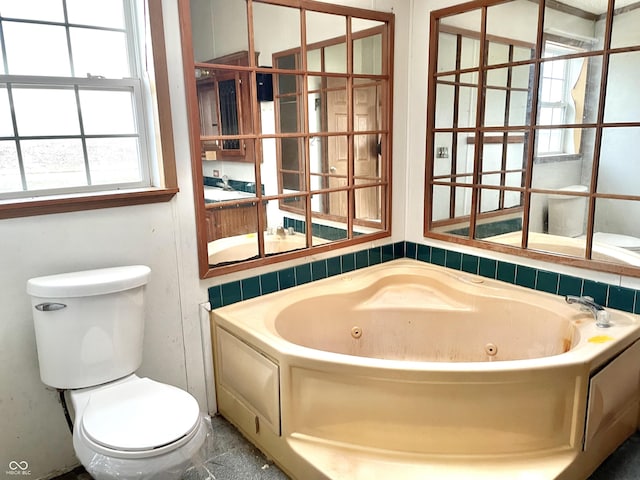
[
  {"x1": 0, "y1": 0, "x2": 175, "y2": 215},
  {"x1": 537, "y1": 41, "x2": 578, "y2": 156}
]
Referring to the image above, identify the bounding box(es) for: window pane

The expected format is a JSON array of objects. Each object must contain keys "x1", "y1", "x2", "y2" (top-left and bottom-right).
[
  {"x1": 610, "y1": 2, "x2": 640, "y2": 50},
  {"x1": 604, "y1": 51, "x2": 640, "y2": 124},
  {"x1": 457, "y1": 86, "x2": 478, "y2": 128},
  {"x1": 207, "y1": 204, "x2": 260, "y2": 265},
  {"x1": 13, "y1": 88, "x2": 80, "y2": 136},
  {"x1": 484, "y1": 89, "x2": 507, "y2": 127},
  {"x1": 306, "y1": 11, "x2": 346, "y2": 73},
  {"x1": 275, "y1": 73, "x2": 303, "y2": 134},
  {"x1": 354, "y1": 134, "x2": 379, "y2": 178},
  {"x1": 354, "y1": 79, "x2": 382, "y2": 131},
  {"x1": 80, "y1": 90, "x2": 136, "y2": 135},
  {"x1": 191, "y1": 0, "x2": 249, "y2": 63},
  {"x1": 431, "y1": 184, "x2": 452, "y2": 222},
  {"x1": 594, "y1": 198, "x2": 640, "y2": 254},
  {"x1": 71, "y1": 28, "x2": 130, "y2": 78},
  {"x1": 0, "y1": 40, "x2": 5, "y2": 74},
  {"x1": 0, "y1": 0, "x2": 64, "y2": 22},
  {"x1": 597, "y1": 127, "x2": 640, "y2": 197},
  {"x1": 486, "y1": 1, "x2": 538, "y2": 61},
  {"x1": 253, "y1": 3, "x2": 300, "y2": 68},
  {"x1": 22, "y1": 139, "x2": 86, "y2": 190},
  {"x1": 0, "y1": 87, "x2": 14, "y2": 136},
  {"x1": 435, "y1": 82, "x2": 455, "y2": 129},
  {"x1": 354, "y1": 33, "x2": 382, "y2": 75},
  {"x1": 312, "y1": 189, "x2": 349, "y2": 223},
  {"x1": 355, "y1": 184, "x2": 382, "y2": 223},
  {"x1": 65, "y1": 0, "x2": 125, "y2": 29},
  {"x1": 86, "y1": 138, "x2": 141, "y2": 185},
  {"x1": 3, "y1": 23, "x2": 71, "y2": 76},
  {"x1": 0, "y1": 141, "x2": 22, "y2": 193},
  {"x1": 440, "y1": 9, "x2": 482, "y2": 70},
  {"x1": 530, "y1": 190, "x2": 587, "y2": 257},
  {"x1": 437, "y1": 33, "x2": 457, "y2": 73}
]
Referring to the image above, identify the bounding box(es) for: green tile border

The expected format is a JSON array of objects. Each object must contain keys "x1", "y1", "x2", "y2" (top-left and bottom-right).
[{"x1": 208, "y1": 241, "x2": 640, "y2": 315}]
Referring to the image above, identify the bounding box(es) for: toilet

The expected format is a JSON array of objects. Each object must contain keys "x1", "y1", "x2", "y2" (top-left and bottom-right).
[
  {"x1": 27, "y1": 266, "x2": 208, "y2": 480},
  {"x1": 547, "y1": 185, "x2": 640, "y2": 251}
]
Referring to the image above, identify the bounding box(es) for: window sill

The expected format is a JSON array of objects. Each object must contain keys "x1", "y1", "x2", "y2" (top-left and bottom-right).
[
  {"x1": 0, "y1": 187, "x2": 179, "y2": 220},
  {"x1": 533, "y1": 153, "x2": 582, "y2": 164}
]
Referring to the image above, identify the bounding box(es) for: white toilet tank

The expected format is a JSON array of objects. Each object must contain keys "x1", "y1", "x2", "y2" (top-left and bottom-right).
[{"x1": 27, "y1": 266, "x2": 151, "y2": 389}]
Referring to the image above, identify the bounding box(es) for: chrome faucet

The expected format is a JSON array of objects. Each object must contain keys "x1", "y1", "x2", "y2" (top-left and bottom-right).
[
  {"x1": 565, "y1": 295, "x2": 611, "y2": 328},
  {"x1": 221, "y1": 175, "x2": 234, "y2": 191}
]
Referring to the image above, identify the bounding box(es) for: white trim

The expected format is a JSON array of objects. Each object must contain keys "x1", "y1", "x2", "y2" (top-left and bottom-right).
[{"x1": 199, "y1": 301, "x2": 218, "y2": 415}]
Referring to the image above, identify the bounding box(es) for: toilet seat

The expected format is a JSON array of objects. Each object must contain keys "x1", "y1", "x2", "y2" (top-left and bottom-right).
[
  {"x1": 80, "y1": 377, "x2": 201, "y2": 458},
  {"x1": 593, "y1": 232, "x2": 640, "y2": 252}
]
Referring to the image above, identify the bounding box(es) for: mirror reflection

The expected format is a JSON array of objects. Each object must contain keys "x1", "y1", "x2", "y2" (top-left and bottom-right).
[
  {"x1": 186, "y1": 0, "x2": 393, "y2": 274},
  {"x1": 427, "y1": 0, "x2": 640, "y2": 272}
]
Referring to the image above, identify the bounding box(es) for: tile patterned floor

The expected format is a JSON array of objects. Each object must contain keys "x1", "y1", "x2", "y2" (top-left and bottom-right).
[{"x1": 53, "y1": 415, "x2": 640, "y2": 480}]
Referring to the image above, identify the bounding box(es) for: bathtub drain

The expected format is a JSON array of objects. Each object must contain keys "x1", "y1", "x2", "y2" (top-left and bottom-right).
[
  {"x1": 485, "y1": 343, "x2": 498, "y2": 356},
  {"x1": 351, "y1": 326, "x2": 363, "y2": 339}
]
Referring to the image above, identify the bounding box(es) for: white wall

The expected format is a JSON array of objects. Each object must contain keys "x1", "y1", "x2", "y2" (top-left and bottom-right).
[
  {"x1": 8, "y1": 1, "x2": 639, "y2": 478},
  {"x1": 0, "y1": 1, "x2": 409, "y2": 478}
]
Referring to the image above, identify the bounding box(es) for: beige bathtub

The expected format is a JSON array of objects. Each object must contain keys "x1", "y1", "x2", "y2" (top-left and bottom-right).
[{"x1": 211, "y1": 259, "x2": 640, "y2": 479}]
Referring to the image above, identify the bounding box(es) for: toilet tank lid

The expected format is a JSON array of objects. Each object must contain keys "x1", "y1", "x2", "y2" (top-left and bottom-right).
[
  {"x1": 27, "y1": 265, "x2": 151, "y2": 298},
  {"x1": 555, "y1": 185, "x2": 588, "y2": 193}
]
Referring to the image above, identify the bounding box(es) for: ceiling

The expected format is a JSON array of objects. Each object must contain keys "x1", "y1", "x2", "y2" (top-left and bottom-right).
[{"x1": 557, "y1": 0, "x2": 639, "y2": 15}]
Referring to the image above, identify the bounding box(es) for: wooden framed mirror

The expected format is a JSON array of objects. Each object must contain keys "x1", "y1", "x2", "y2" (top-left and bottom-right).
[
  {"x1": 179, "y1": 0, "x2": 395, "y2": 278},
  {"x1": 424, "y1": 0, "x2": 640, "y2": 276}
]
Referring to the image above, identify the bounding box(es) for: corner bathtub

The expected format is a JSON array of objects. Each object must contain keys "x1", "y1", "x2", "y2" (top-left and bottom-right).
[{"x1": 210, "y1": 259, "x2": 640, "y2": 479}]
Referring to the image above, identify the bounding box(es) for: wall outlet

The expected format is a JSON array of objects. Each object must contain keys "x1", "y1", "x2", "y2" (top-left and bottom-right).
[
  {"x1": 436, "y1": 147, "x2": 449, "y2": 158},
  {"x1": 213, "y1": 170, "x2": 220, "y2": 177}
]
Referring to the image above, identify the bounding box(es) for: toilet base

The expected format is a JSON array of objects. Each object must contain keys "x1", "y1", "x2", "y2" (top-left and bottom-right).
[{"x1": 74, "y1": 415, "x2": 211, "y2": 480}]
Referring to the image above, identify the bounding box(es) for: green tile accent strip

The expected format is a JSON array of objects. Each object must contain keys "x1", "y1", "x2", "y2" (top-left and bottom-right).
[
  {"x1": 536, "y1": 270, "x2": 559, "y2": 294},
  {"x1": 207, "y1": 240, "x2": 640, "y2": 316},
  {"x1": 583, "y1": 279, "x2": 608, "y2": 306},
  {"x1": 515, "y1": 265, "x2": 537, "y2": 289}
]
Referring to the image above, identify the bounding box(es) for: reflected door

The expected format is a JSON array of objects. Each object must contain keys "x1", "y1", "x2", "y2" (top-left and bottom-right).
[
  {"x1": 326, "y1": 78, "x2": 379, "y2": 218},
  {"x1": 327, "y1": 77, "x2": 349, "y2": 216},
  {"x1": 354, "y1": 83, "x2": 380, "y2": 220}
]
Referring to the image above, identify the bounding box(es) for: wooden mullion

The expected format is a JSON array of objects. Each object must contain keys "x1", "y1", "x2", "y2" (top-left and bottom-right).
[
  {"x1": 300, "y1": 6, "x2": 314, "y2": 249},
  {"x1": 424, "y1": 12, "x2": 441, "y2": 234},
  {"x1": 245, "y1": 0, "x2": 266, "y2": 259},
  {"x1": 450, "y1": 34, "x2": 463, "y2": 220},
  {"x1": 520, "y1": 0, "x2": 546, "y2": 250},
  {"x1": 498, "y1": 45, "x2": 515, "y2": 210},
  {"x1": 468, "y1": 7, "x2": 488, "y2": 240},
  {"x1": 346, "y1": 15, "x2": 354, "y2": 238},
  {"x1": 586, "y1": 0, "x2": 616, "y2": 261}
]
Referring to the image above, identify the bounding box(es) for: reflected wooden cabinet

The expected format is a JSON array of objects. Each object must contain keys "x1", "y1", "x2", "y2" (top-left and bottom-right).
[
  {"x1": 197, "y1": 51, "x2": 256, "y2": 162},
  {"x1": 205, "y1": 201, "x2": 266, "y2": 242}
]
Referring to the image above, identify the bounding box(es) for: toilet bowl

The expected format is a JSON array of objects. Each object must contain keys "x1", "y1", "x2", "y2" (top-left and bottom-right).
[
  {"x1": 27, "y1": 266, "x2": 208, "y2": 480},
  {"x1": 71, "y1": 375, "x2": 208, "y2": 479},
  {"x1": 592, "y1": 232, "x2": 640, "y2": 253}
]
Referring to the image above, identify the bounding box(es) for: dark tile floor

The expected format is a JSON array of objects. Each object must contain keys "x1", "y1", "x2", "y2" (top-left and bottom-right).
[{"x1": 53, "y1": 415, "x2": 640, "y2": 480}]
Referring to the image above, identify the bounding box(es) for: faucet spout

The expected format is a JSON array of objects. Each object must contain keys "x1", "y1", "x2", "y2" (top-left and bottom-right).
[
  {"x1": 565, "y1": 295, "x2": 611, "y2": 328},
  {"x1": 221, "y1": 175, "x2": 234, "y2": 191}
]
